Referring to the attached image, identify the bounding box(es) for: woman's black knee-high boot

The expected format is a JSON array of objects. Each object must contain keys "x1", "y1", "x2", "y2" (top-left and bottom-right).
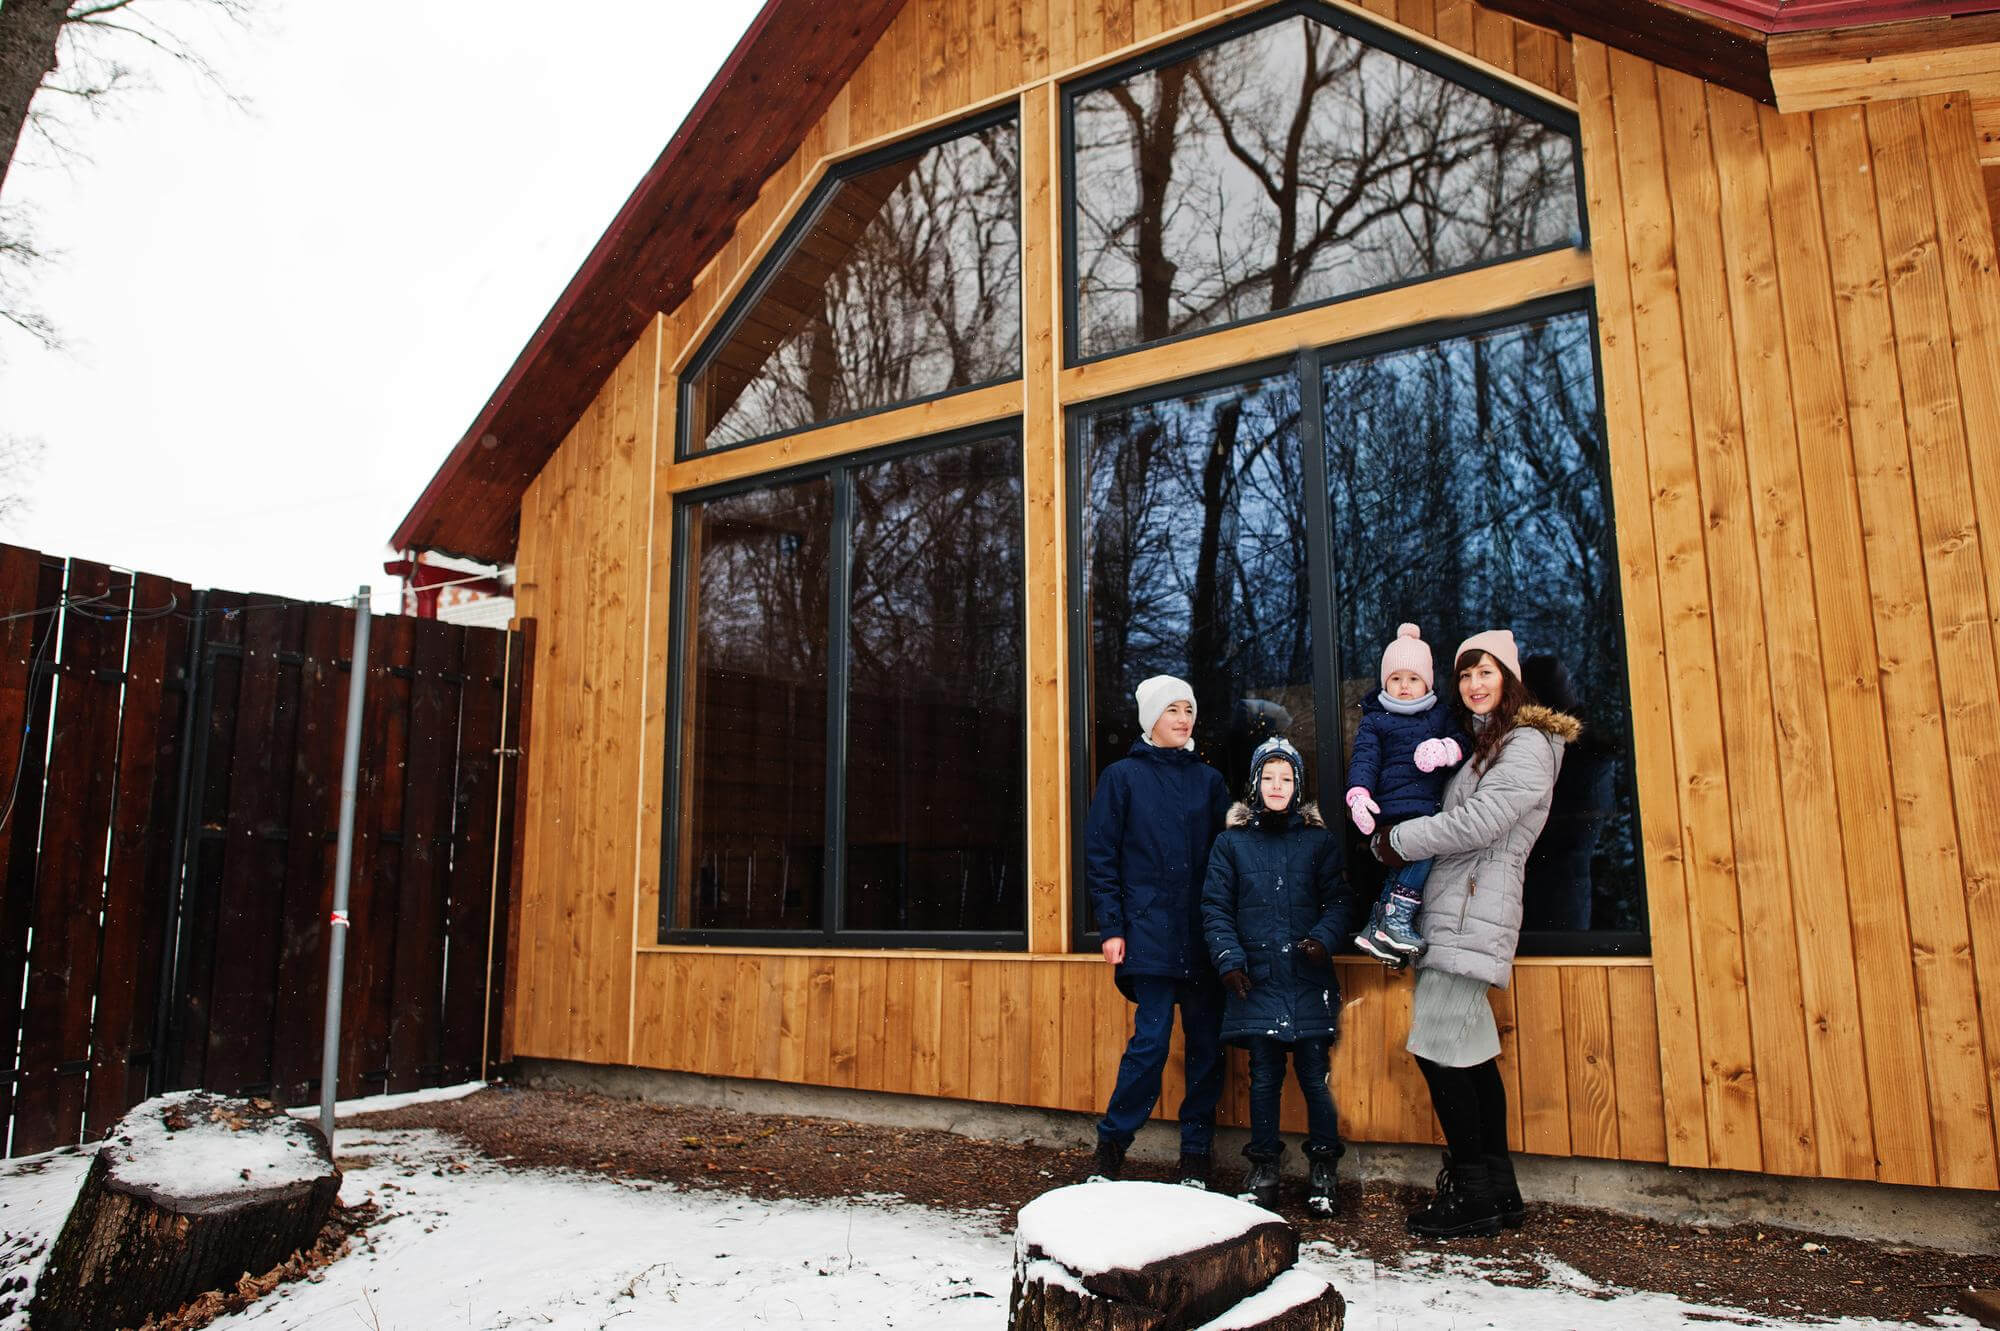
[{"x1": 1406, "y1": 1154, "x2": 1502, "y2": 1239}]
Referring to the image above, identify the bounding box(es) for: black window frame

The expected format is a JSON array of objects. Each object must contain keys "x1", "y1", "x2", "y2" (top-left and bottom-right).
[
  {"x1": 1059, "y1": 0, "x2": 1589, "y2": 368},
  {"x1": 676, "y1": 105, "x2": 1026, "y2": 460},
  {"x1": 661, "y1": 420, "x2": 1031, "y2": 950},
  {"x1": 1066, "y1": 290, "x2": 1649, "y2": 958}
]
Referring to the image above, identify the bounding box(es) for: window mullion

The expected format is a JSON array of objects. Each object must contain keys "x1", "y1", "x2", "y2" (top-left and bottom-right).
[
  {"x1": 822, "y1": 467, "x2": 856, "y2": 943},
  {"x1": 1297, "y1": 351, "x2": 1342, "y2": 809}
]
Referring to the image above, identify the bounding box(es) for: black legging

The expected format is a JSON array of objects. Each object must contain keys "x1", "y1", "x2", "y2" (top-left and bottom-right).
[{"x1": 1415, "y1": 1056, "x2": 1510, "y2": 1163}]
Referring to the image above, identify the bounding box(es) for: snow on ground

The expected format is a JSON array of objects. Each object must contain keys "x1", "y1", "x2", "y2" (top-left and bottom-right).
[{"x1": 0, "y1": 1128, "x2": 1977, "y2": 1330}]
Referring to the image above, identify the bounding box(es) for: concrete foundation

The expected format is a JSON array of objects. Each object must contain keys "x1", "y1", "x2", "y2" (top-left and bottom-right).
[{"x1": 517, "y1": 1057, "x2": 2000, "y2": 1255}]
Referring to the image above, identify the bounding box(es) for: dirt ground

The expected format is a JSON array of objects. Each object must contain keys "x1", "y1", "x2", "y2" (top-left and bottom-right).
[{"x1": 353, "y1": 1085, "x2": 1998, "y2": 1326}]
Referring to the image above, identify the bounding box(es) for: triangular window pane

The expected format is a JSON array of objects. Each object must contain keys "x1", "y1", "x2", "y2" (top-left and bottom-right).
[
  {"x1": 1068, "y1": 8, "x2": 1580, "y2": 360},
  {"x1": 685, "y1": 117, "x2": 1021, "y2": 453}
]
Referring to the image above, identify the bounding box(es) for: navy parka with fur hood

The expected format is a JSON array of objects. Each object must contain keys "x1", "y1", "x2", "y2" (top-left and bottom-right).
[
  {"x1": 1201, "y1": 802, "x2": 1350, "y2": 1044},
  {"x1": 1345, "y1": 694, "x2": 1466, "y2": 820},
  {"x1": 1084, "y1": 739, "x2": 1232, "y2": 999}
]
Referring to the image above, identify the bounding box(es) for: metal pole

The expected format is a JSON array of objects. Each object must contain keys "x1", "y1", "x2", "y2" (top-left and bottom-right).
[{"x1": 319, "y1": 588, "x2": 371, "y2": 1148}]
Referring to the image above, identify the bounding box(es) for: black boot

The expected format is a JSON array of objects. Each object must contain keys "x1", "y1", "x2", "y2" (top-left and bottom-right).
[
  {"x1": 1485, "y1": 1152, "x2": 1524, "y2": 1229},
  {"x1": 1306, "y1": 1154, "x2": 1340, "y2": 1216},
  {"x1": 1086, "y1": 1138, "x2": 1126, "y2": 1183},
  {"x1": 1406, "y1": 1156, "x2": 1501, "y2": 1239},
  {"x1": 1238, "y1": 1158, "x2": 1281, "y2": 1210},
  {"x1": 1177, "y1": 1151, "x2": 1212, "y2": 1190}
]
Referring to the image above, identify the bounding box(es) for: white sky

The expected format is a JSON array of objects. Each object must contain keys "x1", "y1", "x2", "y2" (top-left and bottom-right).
[{"x1": 0, "y1": 0, "x2": 765, "y2": 607}]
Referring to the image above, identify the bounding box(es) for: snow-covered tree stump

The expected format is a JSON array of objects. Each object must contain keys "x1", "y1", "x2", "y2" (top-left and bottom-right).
[
  {"x1": 1009, "y1": 1181, "x2": 1343, "y2": 1331},
  {"x1": 29, "y1": 1091, "x2": 341, "y2": 1331}
]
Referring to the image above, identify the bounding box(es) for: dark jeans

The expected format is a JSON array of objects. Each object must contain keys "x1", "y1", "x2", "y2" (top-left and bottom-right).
[
  {"x1": 1244, "y1": 1036, "x2": 1344, "y2": 1162},
  {"x1": 1373, "y1": 814, "x2": 1434, "y2": 906},
  {"x1": 1098, "y1": 976, "x2": 1225, "y2": 1154},
  {"x1": 1415, "y1": 1055, "x2": 1510, "y2": 1162}
]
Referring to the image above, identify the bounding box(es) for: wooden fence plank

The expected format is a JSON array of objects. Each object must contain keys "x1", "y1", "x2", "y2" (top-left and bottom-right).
[
  {"x1": 203, "y1": 598, "x2": 304, "y2": 1095},
  {"x1": 0, "y1": 551, "x2": 62, "y2": 1149},
  {"x1": 169, "y1": 592, "x2": 243, "y2": 1090},
  {"x1": 17, "y1": 561, "x2": 126, "y2": 1153},
  {"x1": 442, "y1": 627, "x2": 507, "y2": 1085},
  {"x1": 496, "y1": 621, "x2": 534, "y2": 1067},
  {"x1": 386, "y1": 621, "x2": 463, "y2": 1092},
  {"x1": 267, "y1": 604, "x2": 345, "y2": 1104},
  {"x1": 85, "y1": 572, "x2": 189, "y2": 1139},
  {"x1": 1560, "y1": 967, "x2": 1619, "y2": 1159},
  {"x1": 1030, "y1": 960, "x2": 1063, "y2": 1107},
  {"x1": 344, "y1": 613, "x2": 414, "y2": 1098}
]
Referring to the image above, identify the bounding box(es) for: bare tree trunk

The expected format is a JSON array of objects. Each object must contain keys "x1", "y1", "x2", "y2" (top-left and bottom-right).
[{"x1": 0, "y1": 0, "x2": 69, "y2": 202}]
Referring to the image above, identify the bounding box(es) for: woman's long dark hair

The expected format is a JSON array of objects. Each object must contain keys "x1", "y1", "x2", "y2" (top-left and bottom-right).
[{"x1": 1455, "y1": 648, "x2": 1534, "y2": 774}]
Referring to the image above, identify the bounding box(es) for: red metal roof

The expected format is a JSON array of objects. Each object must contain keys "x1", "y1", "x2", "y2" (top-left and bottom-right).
[
  {"x1": 391, "y1": 0, "x2": 2000, "y2": 563},
  {"x1": 1673, "y1": 0, "x2": 2000, "y2": 32}
]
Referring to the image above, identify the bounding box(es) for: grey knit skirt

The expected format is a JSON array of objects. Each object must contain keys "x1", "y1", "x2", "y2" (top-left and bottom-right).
[{"x1": 1405, "y1": 966, "x2": 1501, "y2": 1068}]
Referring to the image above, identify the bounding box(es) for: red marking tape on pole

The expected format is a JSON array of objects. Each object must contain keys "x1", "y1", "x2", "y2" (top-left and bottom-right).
[{"x1": 330, "y1": 910, "x2": 351, "y2": 928}]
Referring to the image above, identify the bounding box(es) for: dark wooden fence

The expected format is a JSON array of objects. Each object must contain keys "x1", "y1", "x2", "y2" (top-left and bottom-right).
[{"x1": 0, "y1": 544, "x2": 530, "y2": 1156}]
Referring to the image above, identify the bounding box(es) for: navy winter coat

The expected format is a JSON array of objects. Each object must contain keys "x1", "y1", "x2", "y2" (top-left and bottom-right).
[
  {"x1": 1084, "y1": 740, "x2": 1232, "y2": 998},
  {"x1": 1201, "y1": 802, "x2": 1349, "y2": 1043},
  {"x1": 1345, "y1": 694, "x2": 1465, "y2": 821}
]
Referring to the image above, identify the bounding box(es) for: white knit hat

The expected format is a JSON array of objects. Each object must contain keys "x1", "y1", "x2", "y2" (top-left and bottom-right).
[
  {"x1": 1135, "y1": 674, "x2": 1196, "y2": 747},
  {"x1": 1455, "y1": 629, "x2": 1522, "y2": 682}
]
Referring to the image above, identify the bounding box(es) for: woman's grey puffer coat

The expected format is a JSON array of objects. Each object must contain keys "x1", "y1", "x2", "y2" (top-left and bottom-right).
[{"x1": 1387, "y1": 705, "x2": 1580, "y2": 988}]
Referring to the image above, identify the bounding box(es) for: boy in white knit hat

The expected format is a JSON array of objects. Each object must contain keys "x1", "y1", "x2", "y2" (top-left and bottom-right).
[
  {"x1": 1082, "y1": 674, "x2": 1232, "y2": 1187},
  {"x1": 1345, "y1": 625, "x2": 1466, "y2": 964}
]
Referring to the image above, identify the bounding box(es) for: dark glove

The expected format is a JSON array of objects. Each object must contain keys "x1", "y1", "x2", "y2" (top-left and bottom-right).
[
  {"x1": 1370, "y1": 828, "x2": 1409, "y2": 868},
  {"x1": 1221, "y1": 969, "x2": 1252, "y2": 1000},
  {"x1": 1296, "y1": 937, "x2": 1329, "y2": 967}
]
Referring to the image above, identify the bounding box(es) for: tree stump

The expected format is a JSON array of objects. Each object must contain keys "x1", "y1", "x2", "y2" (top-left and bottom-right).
[
  {"x1": 1008, "y1": 1181, "x2": 1343, "y2": 1331},
  {"x1": 29, "y1": 1091, "x2": 341, "y2": 1331}
]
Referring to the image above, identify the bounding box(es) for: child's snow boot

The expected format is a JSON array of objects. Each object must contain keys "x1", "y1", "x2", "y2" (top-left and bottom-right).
[
  {"x1": 1485, "y1": 1151, "x2": 1524, "y2": 1229},
  {"x1": 1306, "y1": 1155, "x2": 1340, "y2": 1216},
  {"x1": 1353, "y1": 901, "x2": 1401, "y2": 965},
  {"x1": 1376, "y1": 891, "x2": 1426, "y2": 957},
  {"x1": 1086, "y1": 1138, "x2": 1126, "y2": 1183},
  {"x1": 1406, "y1": 1155, "x2": 1502, "y2": 1239},
  {"x1": 1177, "y1": 1151, "x2": 1212, "y2": 1190},
  {"x1": 1238, "y1": 1158, "x2": 1281, "y2": 1211}
]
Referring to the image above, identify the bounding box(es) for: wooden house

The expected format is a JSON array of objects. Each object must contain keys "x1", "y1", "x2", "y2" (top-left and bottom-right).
[{"x1": 394, "y1": 0, "x2": 2000, "y2": 1193}]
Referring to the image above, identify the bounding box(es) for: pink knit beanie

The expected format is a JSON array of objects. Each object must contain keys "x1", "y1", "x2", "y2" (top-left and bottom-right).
[
  {"x1": 1378, "y1": 623, "x2": 1434, "y2": 690},
  {"x1": 1455, "y1": 628, "x2": 1522, "y2": 682}
]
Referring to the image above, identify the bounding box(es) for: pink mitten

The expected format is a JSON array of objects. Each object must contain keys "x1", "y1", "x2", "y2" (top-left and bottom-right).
[
  {"x1": 1413, "y1": 737, "x2": 1462, "y2": 772},
  {"x1": 1344, "y1": 786, "x2": 1379, "y2": 835}
]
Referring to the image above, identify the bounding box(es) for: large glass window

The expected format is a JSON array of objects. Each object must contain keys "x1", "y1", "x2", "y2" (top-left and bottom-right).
[
  {"x1": 1322, "y1": 309, "x2": 1640, "y2": 941},
  {"x1": 666, "y1": 430, "x2": 1027, "y2": 944},
  {"x1": 1067, "y1": 3, "x2": 1581, "y2": 360},
  {"x1": 1072, "y1": 368, "x2": 1318, "y2": 824},
  {"x1": 1069, "y1": 298, "x2": 1645, "y2": 953},
  {"x1": 683, "y1": 114, "x2": 1023, "y2": 453}
]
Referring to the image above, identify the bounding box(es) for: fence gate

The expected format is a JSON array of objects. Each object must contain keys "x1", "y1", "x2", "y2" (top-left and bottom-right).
[{"x1": 0, "y1": 544, "x2": 531, "y2": 1156}]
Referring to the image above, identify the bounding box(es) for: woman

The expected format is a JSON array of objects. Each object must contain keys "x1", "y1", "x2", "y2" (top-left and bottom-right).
[
  {"x1": 1372, "y1": 629, "x2": 1578, "y2": 1238},
  {"x1": 1084, "y1": 674, "x2": 1233, "y2": 1188}
]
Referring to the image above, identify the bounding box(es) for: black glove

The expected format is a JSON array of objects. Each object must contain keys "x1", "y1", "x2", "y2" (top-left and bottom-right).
[
  {"x1": 1221, "y1": 969, "x2": 1252, "y2": 1000},
  {"x1": 1296, "y1": 937, "x2": 1329, "y2": 967},
  {"x1": 1370, "y1": 828, "x2": 1409, "y2": 868}
]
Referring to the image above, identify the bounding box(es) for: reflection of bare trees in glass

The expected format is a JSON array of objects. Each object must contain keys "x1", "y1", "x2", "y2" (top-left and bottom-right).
[
  {"x1": 846, "y1": 438, "x2": 1025, "y2": 931},
  {"x1": 1321, "y1": 312, "x2": 1642, "y2": 930},
  {"x1": 1081, "y1": 373, "x2": 1315, "y2": 792},
  {"x1": 692, "y1": 124, "x2": 1022, "y2": 450},
  {"x1": 1072, "y1": 14, "x2": 1578, "y2": 357},
  {"x1": 685, "y1": 480, "x2": 833, "y2": 930}
]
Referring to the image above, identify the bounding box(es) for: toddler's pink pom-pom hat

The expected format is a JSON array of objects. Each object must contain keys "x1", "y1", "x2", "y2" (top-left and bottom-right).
[{"x1": 1378, "y1": 623, "x2": 1434, "y2": 690}]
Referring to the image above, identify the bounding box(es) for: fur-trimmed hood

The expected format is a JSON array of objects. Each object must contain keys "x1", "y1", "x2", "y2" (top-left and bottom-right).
[
  {"x1": 1513, "y1": 704, "x2": 1581, "y2": 743},
  {"x1": 1225, "y1": 800, "x2": 1325, "y2": 829}
]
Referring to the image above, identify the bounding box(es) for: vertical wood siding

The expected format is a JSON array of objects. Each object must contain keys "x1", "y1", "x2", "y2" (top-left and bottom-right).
[
  {"x1": 1575, "y1": 40, "x2": 2000, "y2": 1187},
  {"x1": 505, "y1": 0, "x2": 2000, "y2": 1187}
]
